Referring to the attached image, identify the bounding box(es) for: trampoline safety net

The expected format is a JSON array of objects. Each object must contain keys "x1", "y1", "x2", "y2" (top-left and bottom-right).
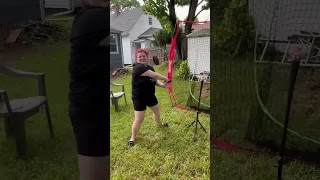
[{"x1": 211, "y1": 0, "x2": 320, "y2": 164}]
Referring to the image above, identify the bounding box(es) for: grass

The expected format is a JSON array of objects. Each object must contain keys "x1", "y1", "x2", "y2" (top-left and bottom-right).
[
  {"x1": 110, "y1": 65, "x2": 210, "y2": 179},
  {"x1": 210, "y1": 57, "x2": 320, "y2": 179},
  {"x1": 0, "y1": 41, "x2": 210, "y2": 179},
  {"x1": 158, "y1": 63, "x2": 210, "y2": 112},
  {"x1": 0, "y1": 42, "x2": 79, "y2": 179}
]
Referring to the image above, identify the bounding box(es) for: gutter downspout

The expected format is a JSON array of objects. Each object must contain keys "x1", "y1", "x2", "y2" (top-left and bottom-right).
[{"x1": 52, "y1": 0, "x2": 76, "y2": 16}]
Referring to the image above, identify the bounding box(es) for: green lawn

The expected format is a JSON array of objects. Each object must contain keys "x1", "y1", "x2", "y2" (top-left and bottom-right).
[
  {"x1": 210, "y1": 57, "x2": 320, "y2": 180},
  {"x1": 110, "y1": 66, "x2": 210, "y2": 179},
  {"x1": 0, "y1": 42, "x2": 79, "y2": 179},
  {"x1": 0, "y1": 41, "x2": 210, "y2": 179}
]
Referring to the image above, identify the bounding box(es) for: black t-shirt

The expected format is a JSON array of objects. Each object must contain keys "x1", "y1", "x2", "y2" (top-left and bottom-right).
[
  {"x1": 131, "y1": 63, "x2": 157, "y2": 98},
  {"x1": 68, "y1": 5, "x2": 109, "y2": 108}
]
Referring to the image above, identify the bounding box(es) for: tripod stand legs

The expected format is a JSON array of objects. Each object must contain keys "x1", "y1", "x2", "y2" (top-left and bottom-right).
[
  {"x1": 187, "y1": 117, "x2": 207, "y2": 142},
  {"x1": 187, "y1": 78, "x2": 207, "y2": 142}
]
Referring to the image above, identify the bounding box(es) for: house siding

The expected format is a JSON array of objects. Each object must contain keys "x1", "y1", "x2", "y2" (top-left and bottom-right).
[
  {"x1": 0, "y1": 0, "x2": 41, "y2": 24},
  {"x1": 44, "y1": 0, "x2": 83, "y2": 9},
  {"x1": 110, "y1": 33, "x2": 123, "y2": 70},
  {"x1": 122, "y1": 35, "x2": 132, "y2": 65},
  {"x1": 74, "y1": 0, "x2": 83, "y2": 7},
  {"x1": 127, "y1": 14, "x2": 162, "y2": 64},
  {"x1": 45, "y1": 0, "x2": 70, "y2": 9}
]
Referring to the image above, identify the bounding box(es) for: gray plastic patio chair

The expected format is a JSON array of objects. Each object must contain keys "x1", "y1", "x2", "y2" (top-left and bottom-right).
[
  {"x1": 110, "y1": 82, "x2": 127, "y2": 112},
  {"x1": 0, "y1": 64, "x2": 54, "y2": 159}
]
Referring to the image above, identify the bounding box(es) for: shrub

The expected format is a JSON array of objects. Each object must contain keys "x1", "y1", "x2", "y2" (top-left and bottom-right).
[
  {"x1": 212, "y1": 0, "x2": 256, "y2": 58},
  {"x1": 176, "y1": 60, "x2": 190, "y2": 80}
]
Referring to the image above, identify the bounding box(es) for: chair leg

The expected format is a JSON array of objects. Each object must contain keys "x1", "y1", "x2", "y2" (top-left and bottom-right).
[
  {"x1": 112, "y1": 99, "x2": 119, "y2": 112},
  {"x1": 44, "y1": 101, "x2": 54, "y2": 139},
  {"x1": 4, "y1": 117, "x2": 13, "y2": 137},
  {"x1": 12, "y1": 117, "x2": 27, "y2": 159},
  {"x1": 124, "y1": 93, "x2": 127, "y2": 105}
]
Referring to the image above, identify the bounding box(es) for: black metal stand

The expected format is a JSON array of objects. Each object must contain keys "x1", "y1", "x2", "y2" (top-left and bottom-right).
[
  {"x1": 276, "y1": 59, "x2": 300, "y2": 180},
  {"x1": 168, "y1": 91, "x2": 174, "y2": 108},
  {"x1": 187, "y1": 79, "x2": 207, "y2": 142}
]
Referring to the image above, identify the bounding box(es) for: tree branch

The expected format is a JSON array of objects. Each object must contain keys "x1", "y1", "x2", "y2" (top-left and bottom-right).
[
  {"x1": 194, "y1": 7, "x2": 205, "y2": 20},
  {"x1": 197, "y1": 0, "x2": 204, "y2": 7}
]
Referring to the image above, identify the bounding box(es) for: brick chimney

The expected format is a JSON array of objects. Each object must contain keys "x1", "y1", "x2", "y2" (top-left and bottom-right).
[{"x1": 113, "y1": 5, "x2": 120, "y2": 16}]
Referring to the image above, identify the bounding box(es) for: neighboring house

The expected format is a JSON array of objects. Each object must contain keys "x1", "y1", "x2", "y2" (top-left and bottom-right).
[
  {"x1": 110, "y1": 6, "x2": 162, "y2": 65},
  {"x1": 110, "y1": 27, "x2": 124, "y2": 70},
  {"x1": 186, "y1": 28, "x2": 210, "y2": 76},
  {"x1": 0, "y1": 0, "x2": 44, "y2": 24}
]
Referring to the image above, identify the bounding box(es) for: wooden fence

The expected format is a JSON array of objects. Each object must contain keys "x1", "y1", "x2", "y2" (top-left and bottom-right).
[
  {"x1": 144, "y1": 44, "x2": 179, "y2": 66},
  {"x1": 145, "y1": 47, "x2": 165, "y2": 66}
]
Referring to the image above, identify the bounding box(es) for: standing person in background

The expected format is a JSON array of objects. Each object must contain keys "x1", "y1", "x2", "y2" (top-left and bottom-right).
[
  {"x1": 128, "y1": 48, "x2": 172, "y2": 147},
  {"x1": 68, "y1": 0, "x2": 110, "y2": 179}
]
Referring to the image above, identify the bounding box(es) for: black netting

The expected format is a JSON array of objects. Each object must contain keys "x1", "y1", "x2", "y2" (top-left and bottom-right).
[{"x1": 211, "y1": 0, "x2": 320, "y2": 165}]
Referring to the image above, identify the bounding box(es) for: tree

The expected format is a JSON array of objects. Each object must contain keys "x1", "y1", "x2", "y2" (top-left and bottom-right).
[
  {"x1": 185, "y1": 16, "x2": 199, "y2": 21},
  {"x1": 152, "y1": 27, "x2": 172, "y2": 61},
  {"x1": 211, "y1": 0, "x2": 232, "y2": 25},
  {"x1": 110, "y1": 0, "x2": 141, "y2": 12},
  {"x1": 142, "y1": 0, "x2": 210, "y2": 60}
]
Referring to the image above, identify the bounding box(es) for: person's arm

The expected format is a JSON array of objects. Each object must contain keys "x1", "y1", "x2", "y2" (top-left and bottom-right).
[
  {"x1": 156, "y1": 80, "x2": 172, "y2": 88},
  {"x1": 141, "y1": 70, "x2": 169, "y2": 81},
  {"x1": 156, "y1": 80, "x2": 165, "y2": 87}
]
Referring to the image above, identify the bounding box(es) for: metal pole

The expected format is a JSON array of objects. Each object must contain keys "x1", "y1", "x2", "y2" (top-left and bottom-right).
[{"x1": 277, "y1": 56, "x2": 301, "y2": 180}]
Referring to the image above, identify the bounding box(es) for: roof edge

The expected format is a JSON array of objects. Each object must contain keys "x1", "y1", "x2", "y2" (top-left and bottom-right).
[{"x1": 124, "y1": 10, "x2": 144, "y2": 34}]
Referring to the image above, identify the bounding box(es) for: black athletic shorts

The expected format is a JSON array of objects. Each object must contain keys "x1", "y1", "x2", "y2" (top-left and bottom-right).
[
  {"x1": 69, "y1": 105, "x2": 109, "y2": 157},
  {"x1": 132, "y1": 95, "x2": 158, "y2": 111}
]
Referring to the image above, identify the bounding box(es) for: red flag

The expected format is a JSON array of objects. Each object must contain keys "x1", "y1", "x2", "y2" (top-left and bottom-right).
[{"x1": 167, "y1": 37, "x2": 176, "y2": 92}]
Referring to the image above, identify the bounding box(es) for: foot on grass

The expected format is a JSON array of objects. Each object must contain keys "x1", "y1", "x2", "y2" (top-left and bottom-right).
[
  {"x1": 128, "y1": 140, "x2": 135, "y2": 147},
  {"x1": 159, "y1": 123, "x2": 168, "y2": 127}
]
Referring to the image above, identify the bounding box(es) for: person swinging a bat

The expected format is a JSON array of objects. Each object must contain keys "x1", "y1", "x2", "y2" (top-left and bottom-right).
[{"x1": 128, "y1": 48, "x2": 172, "y2": 147}]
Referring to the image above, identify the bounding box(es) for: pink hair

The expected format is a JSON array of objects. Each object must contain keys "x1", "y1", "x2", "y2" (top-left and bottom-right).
[{"x1": 136, "y1": 48, "x2": 149, "y2": 59}]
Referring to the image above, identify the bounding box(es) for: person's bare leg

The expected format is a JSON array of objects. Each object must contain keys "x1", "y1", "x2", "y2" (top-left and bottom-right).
[
  {"x1": 149, "y1": 104, "x2": 162, "y2": 126},
  {"x1": 78, "y1": 154, "x2": 110, "y2": 180},
  {"x1": 129, "y1": 110, "x2": 145, "y2": 142}
]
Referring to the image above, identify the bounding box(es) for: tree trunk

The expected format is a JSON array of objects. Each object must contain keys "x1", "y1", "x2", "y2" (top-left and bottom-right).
[
  {"x1": 181, "y1": 0, "x2": 198, "y2": 60},
  {"x1": 167, "y1": 0, "x2": 199, "y2": 61},
  {"x1": 168, "y1": 0, "x2": 181, "y2": 60}
]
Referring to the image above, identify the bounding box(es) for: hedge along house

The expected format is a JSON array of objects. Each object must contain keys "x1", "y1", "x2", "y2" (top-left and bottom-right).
[
  {"x1": 110, "y1": 27, "x2": 124, "y2": 71},
  {"x1": 186, "y1": 28, "x2": 211, "y2": 77}
]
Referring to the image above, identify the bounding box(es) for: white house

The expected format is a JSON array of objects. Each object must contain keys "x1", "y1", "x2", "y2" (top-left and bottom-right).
[{"x1": 110, "y1": 6, "x2": 162, "y2": 65}]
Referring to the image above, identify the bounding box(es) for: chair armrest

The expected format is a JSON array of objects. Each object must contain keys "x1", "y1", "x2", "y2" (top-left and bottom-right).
[
  {"x1": 110, "y1": 82, "x2": 125, "y2": 92},
  {"x1": 0, "y1": 90, "x2": 14, "y2": 115},
  {"x1": 110, "y1": 82, "x2": 124, "y2": 86},
  {"x1": 0, "y1": 65, "x2": 47, "y2": 96},
  {"x1": 0, "y1": 65, "x2": 43, "y2": 78},
  {"x1": 110, "y1": 90, "x2": 114, "y2": 98}
]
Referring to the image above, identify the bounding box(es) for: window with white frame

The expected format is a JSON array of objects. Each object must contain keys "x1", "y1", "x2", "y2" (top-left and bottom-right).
[
  {"x1": 149, "y1": 17, "x2": 152, "y2": 25},
  {"x1": 110, "y1": 34, "x2": 119, "y2": 54}
]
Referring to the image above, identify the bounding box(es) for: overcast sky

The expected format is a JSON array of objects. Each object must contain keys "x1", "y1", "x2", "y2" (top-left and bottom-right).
[{"x1": 137, "y1": 0, "x2": 210, "y2": 21}]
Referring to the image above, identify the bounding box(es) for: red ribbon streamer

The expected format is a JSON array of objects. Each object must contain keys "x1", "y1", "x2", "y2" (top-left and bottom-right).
[{"x1": 166, "y1": 20, "x2": 209, "y2": 110}]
